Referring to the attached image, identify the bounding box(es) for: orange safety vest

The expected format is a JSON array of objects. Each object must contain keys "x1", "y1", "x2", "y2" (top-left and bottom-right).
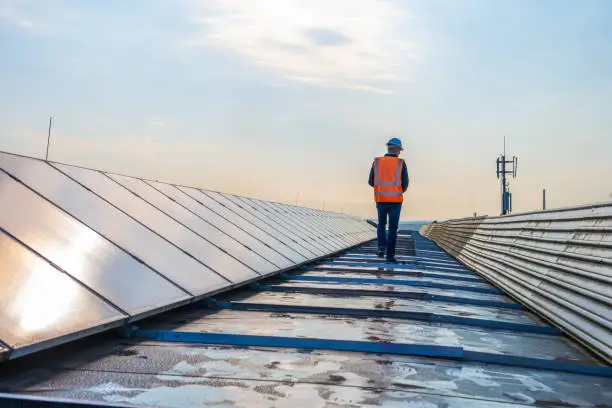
[{"x1": 373, "y1": 156, "x2": 404, "y2": 203}]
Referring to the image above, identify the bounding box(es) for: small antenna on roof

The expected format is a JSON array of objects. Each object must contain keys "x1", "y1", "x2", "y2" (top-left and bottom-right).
[
  {"x1": 45, "y1": 116, "x2": 53, "y2": 161},
  {"x1": 496, "y1": 137, "x2": 518, "y2": 215}
]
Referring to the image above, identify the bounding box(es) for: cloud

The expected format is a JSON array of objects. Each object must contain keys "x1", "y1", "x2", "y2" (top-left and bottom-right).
[
  {"x1": 188, "y1": 0, "x2": 420, "y2": 93},
  {"x1": 0, "y1": 2, "x2": 37, "y2": 29}
]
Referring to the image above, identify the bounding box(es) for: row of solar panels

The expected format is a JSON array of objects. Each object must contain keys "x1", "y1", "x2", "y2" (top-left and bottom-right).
[{"x1": 0, "y1": 151, "x2": 376, "y2": 360}]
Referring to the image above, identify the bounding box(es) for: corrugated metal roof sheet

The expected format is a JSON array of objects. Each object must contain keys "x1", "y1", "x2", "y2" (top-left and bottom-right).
[{"x1": 420, "y1": 203, "x2": 612, "y2": 363}]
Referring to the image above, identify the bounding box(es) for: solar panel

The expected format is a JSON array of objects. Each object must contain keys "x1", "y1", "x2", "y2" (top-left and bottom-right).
[
  {"x1": 0, "y1": 171, "x2": 191, "y2": 317},
  {"x1": 262, "y1": 200, "x2": 342, "y2": 252},
  {"x1": 0, "y1": 344, "x2": 7, "y2": 362},
  {"x1": 106, "y1": 173, "x2": 278, "y2": 276},
  {"x1": 224, "y1": 194, "x2": 325, "y2": 257},
  {"x1": 149, "y1": 181, "x2": 295, "y2": 271},
  {"x1": 202, "y1": 191, "x2": 316, "y2": 259},
  {"x1": 0, "y1": 153, "x2": 230, "y2": 296},
  {"x1": 232, "y1": 195, "x2": 331, "y2": 255},
  {"x1": 0, "y1": 151, "x2": 375, "y2": 361},
  {"x1": 52, "y1": 164, "x2": 259, "y2": 283},
  {"x1": 277, "y1": 204, "x2": 351, "y2": 248},
  {"x1": 0, "y1": 230, "x2": 125, "y2": 357},
  {"x1": 177, "y1": 186, "x2": 307, "y2": 263},
  {"x1": 294, "y1": 206, "x2": 353, "y2": 247},
  {"x1": 249, "y1": 201, "x2": 342, "y2": 253}
]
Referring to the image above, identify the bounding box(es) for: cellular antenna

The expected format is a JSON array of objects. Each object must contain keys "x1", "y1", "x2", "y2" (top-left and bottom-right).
[{"x1": 496, "y1": 137, "x2": 518, "y2": 215}]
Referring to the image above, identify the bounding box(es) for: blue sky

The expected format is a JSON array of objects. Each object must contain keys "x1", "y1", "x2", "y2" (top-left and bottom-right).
[{"x1": 1, "y1": 0, "x2": 611, "y2": 220}]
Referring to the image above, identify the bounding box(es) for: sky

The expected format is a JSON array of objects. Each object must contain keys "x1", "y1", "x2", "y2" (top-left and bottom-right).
[{"x1": 1, "y1": 0, "x2": 611, "y2": 221}]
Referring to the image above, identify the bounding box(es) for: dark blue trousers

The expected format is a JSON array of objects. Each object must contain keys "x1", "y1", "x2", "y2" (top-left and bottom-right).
[{"x1": 376, "y1": 202, "x2": 402, "y2": 259}]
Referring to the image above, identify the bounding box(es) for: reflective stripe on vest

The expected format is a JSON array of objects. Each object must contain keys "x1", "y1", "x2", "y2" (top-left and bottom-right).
[{"x1": 375, "y1": 192, "x2": 403, "y2": 196}]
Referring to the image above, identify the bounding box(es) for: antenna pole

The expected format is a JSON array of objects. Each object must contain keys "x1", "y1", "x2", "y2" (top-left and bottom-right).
[
  {"x1": 542, "y1": 189, "x2": 546, "y2": 210},
  {"x1": 496, "y1": 137, "x2": 517, "y2": 216},
  {"x1": 45, "y1": 116, "x2": 53, "y2": 161}
]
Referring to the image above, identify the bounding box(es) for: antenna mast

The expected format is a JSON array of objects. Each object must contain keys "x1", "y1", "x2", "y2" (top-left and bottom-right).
[
  {"x1": 496, "y1": 138, "x2": 518, "y2": 215},
  {"x1": 45, "y1": 116, "x2": 53, "y2": 161}
]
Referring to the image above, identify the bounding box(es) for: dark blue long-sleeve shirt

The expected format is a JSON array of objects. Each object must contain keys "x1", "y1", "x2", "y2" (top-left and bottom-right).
[{"x1": 368, "y1": 153, "x2": 409, "y2": 192}]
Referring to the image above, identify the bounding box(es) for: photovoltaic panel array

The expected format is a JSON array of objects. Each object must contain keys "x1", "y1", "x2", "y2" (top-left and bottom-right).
[{"x1": 0, "y1": 151, "x2": 376, "y2": 360}]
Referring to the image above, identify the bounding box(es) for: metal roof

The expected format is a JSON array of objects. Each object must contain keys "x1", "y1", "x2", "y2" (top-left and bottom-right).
[
  {"x1": 1, "y1": 231, "x2": 611, "y2": 407},
  {"x1": 420, "y1": 203, "x2": 612, "y2": 363}
]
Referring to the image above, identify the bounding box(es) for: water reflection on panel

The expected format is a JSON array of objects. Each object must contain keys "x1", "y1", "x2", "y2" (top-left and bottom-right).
[
  {"x1": 202, "y1": 190, "x2": 314, "y2": 259},
  {"x1": 53, "y1": 164, "x2": 259, "y2": 283},
  {"x1": 107, "y1": 174, "x2": 277, "y2": 275},
  {"x1": 0, "y1": 231, "x2": 124, "y2": 352},
  {"x1": 237, "y1": 197, "x2": 334, "y2": 253},
  {"x1": 264, "y1": 200, "x2": 346, "y2": 251},
  {"x1": 178, "y1": 186, "x2": 307, "y2": 264},
  {"x1": 0, "y1": 172, "x2": 190, "y2": 317},
  {"x1": 209, "y1": 192, "x2": 317, "y2": 258},
  {"x1": 149, "y1": 181, "x2": 294, "y2": 270},
  {"x1": 0, "y1": 152, "x2": 229, "y2": 295},
  {"x1": 229, "y1": 195, "x2": 326, "y2": 256},
  {"x1": 0, "y1": 151, "x2": 374, "y2": 361}
]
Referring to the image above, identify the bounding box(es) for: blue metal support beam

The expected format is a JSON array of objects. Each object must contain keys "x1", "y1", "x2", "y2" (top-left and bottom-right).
[
  {"x1": 255, "y1": 284, "x2": 523, "y2": 310},
  {"x1": 310, "y1": 267, "x2": 484, "y2": 283},
  {"x1": 320, "y1": 260, "x2": 472, "y2": 274},
  {"x1": 206, "y1": 300, "x2": 559, "y2": 335},
  {"x1": 129, "y1": 329, "x2": 612, "y2": 378},
  {"x1": 278, "y1": 274, "x2": 503, "y2": 294}
]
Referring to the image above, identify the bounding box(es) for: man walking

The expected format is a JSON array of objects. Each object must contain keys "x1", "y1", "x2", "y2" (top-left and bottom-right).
[{"x1": 368, "y1": 138, "x2": 409, "y2": 263}]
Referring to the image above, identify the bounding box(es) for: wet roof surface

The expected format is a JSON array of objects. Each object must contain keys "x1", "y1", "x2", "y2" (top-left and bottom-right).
[{"x1": 1, "y1": 232, "x2": 611, "y2": 407}]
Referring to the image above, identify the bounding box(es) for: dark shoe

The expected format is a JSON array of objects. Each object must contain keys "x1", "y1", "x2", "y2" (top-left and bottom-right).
[
  {"x1": 386, "y1": 257, "x2": 398, "y2": 263},
  {"x1": 376, "y1": 250, "x2": 384, "y2": 258}
]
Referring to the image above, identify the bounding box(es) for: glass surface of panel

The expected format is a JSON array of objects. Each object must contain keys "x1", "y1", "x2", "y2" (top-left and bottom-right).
[
  {"x1": 202, "y1": 191, "x2": 314, "y2": 259},
  {"x1": 0, "y1": 231, "x2": 124, "y2": 350},
  {"x1": 261, "y1": 201, "x2": 343, "y2": 252},
  {"x1": 54, "y1": 164, "x2": 258, "y2": 283},
  {"x1": 295, "y1": 207, "x2": 351, "y2": 245},
  {"x1": 0, "y1": 172, "x2": 190, "y2": 316},
  {"x1": 275, "y1": 203, "x2": 348, "y2": 249},
  {"x1": 178, "y1": 187, "x2": 306, "y2": 264},
  {"x1": 329, "y1": 214, "x2": 365, "y2": 245},
  {"x1": 234, "y1": 197, "x2": 325, "y2": 252},
  {"x1": 107, "y1": 174, "x2": 276, "y2": 275},
  {"x1": 150, "y1": 182, "x2": 294, "y2": 269},
  {"x1": 319, "y1": 211, "x2": 356, "y2": 237},
  {"x1": 226, "y1": 195, "x2": 323, "y2": 257},
  {"x1": 0, "y1": 152, "x2": 229, "y2": 295},
  {"x1": 251, "y1": 199, "x2": 337, "y2": 254},
  {"x1": 282, "y1": 205, "x2": 350, "y2": 249}
]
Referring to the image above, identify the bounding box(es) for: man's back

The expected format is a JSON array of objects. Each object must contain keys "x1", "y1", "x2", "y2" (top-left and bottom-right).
[{"x1": 369, "y1": 138, "x2": 409, "y2": 262}]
